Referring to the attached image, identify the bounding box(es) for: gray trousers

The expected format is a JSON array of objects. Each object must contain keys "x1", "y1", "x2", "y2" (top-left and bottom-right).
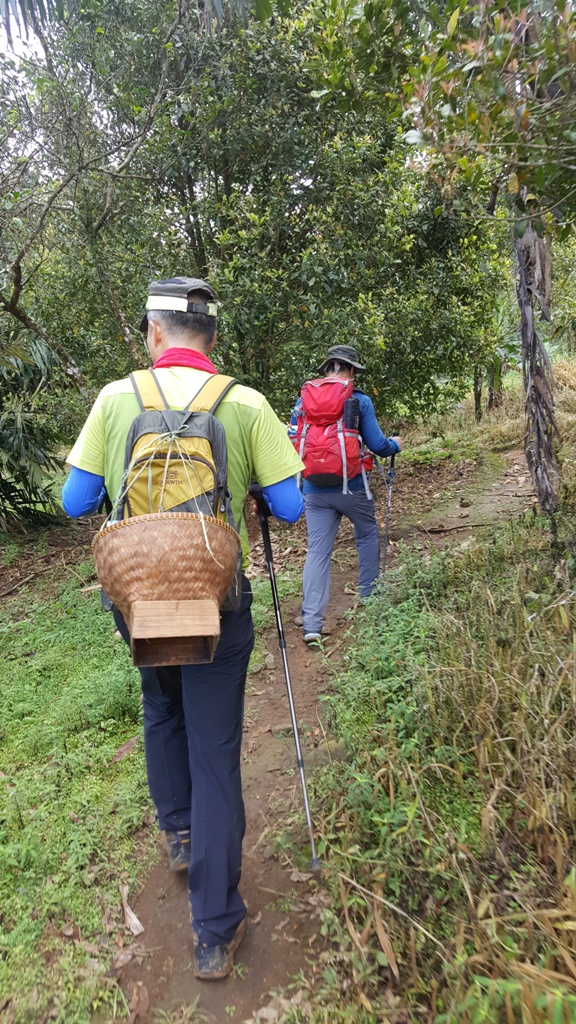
[{"x1": 302, "y1": 489, "x2": 380, "y2": 635}]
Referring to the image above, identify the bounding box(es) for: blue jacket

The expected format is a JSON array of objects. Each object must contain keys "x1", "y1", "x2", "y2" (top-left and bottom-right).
[{"x1": 289, "y1": 389, "x2": 399, "y2": 494}]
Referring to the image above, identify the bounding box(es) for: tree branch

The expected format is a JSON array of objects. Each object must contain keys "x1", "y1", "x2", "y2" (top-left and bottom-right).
[{"x1": 0, "y1": 289, "x2": 89, "y2": 393}]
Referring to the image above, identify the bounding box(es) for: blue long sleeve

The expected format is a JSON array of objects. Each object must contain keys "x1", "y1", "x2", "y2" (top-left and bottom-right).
[
  {"x1": 357, "y1": 393, "x2": 400, "y2": 457},
  {"x1": 62, "y1": 466, "x2": 106, "y2": 518},
  {"x1": 262, "y1": 476, "x2": 303, "y2": 523},
  {"x1": 63, "y1": 465, "x2": 303, "y2": 524}
]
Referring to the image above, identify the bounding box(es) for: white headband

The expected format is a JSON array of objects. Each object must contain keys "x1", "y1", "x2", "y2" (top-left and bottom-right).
[{"x1": 146, "y1": 296, "x2": 218, "y2": 317}]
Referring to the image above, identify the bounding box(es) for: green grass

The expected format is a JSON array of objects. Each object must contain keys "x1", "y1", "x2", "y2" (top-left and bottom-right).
[
  {"x1": 0, "y1": 534, "x2": 20, "y2": 567},
  {"x1": 249, "y1": 564, "x2": 302, "y2": 667},
  {"x1": 0, "y1": 535, "x2": 303, "y2": 1023},
  {"x1": 0, "y1": 569, "x2": 152, "y2": 1023},
  {"x1": 287, "y1": 513, "x2": 576, "y2": 1024},
  {"x1": 403, "y1": 375, "x2": 525, "y2": 467}
]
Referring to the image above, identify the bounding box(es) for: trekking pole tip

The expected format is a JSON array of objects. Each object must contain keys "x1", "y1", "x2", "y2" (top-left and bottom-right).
[{"x1": 309, "y1": 856, "x2": 322, "y2": 872}]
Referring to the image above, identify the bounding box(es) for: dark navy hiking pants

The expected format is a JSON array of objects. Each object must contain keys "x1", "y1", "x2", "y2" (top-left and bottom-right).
[{"x1": 113, "y1": 578, "x2": 254, "y2": 949}]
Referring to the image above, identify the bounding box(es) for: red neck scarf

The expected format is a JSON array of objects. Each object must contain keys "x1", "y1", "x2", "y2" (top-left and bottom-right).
[{"x1": 152, "y1": 347, "x2": 217, "y2": 374}]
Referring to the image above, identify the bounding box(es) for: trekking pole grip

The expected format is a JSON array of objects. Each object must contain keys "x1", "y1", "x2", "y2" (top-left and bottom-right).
[
  {"x1": 248, "y1": 483, "x2": 273, "y2": 561},
  {"x1": 248, "y1": 482, "x2": 270, "y2": 517}
]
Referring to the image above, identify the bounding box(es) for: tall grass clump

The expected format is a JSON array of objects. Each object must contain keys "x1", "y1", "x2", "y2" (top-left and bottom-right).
[
  {"x1": 403, "y1": 359, "x2": 576, "y2": 473},
  {"x1": 307, "y1": 514, "x2": 576, "y2": 1023}
]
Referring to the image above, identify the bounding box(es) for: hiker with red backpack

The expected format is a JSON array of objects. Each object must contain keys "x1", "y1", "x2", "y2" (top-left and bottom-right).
[
  {"x1": 62, "y1": 277, "x2": 304, "y2": 980},
  {"x1": 289, "y1": 344, "x2": 403, "y2": 645}
]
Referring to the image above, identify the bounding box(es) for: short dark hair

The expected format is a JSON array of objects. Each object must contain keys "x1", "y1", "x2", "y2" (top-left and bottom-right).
[
  {"x1": 324, "y1": 360, "x2": 354, "y2": 376},
  {"x1": 149, "y1": 292, "x2": 216, "y2": 350}
]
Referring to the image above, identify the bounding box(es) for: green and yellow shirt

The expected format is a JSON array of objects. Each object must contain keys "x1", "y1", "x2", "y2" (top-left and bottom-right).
[{"x1": 67, "y1": 367, "x2": 303, "y2": 557}]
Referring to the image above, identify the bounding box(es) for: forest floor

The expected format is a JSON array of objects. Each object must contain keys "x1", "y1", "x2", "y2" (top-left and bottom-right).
[{"x1": 82, "y1": 446, "x2": 535, "y2": 1024}]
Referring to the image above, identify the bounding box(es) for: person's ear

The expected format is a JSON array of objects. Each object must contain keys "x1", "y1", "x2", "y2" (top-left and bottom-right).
[
  {"x1": 207, "y1": 330, "x2": 217, "y2": 354},
  {"x1": 147, "y1": 319, "x2": 163, "y2": 354}
]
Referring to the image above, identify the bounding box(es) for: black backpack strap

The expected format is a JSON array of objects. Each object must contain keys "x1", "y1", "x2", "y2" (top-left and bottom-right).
[{"x1": 98, "y1": 488, "x2": 113, "y2": 515}]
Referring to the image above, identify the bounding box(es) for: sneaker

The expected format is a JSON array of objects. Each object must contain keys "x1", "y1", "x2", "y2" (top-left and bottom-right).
[
  {"x1": 303, "y1": 632, "x2": 323, "y2": 646},
  {"x1": 193, "y1": 917, "x2": 247, "y2": 980},
  {"x1": 162, "y1": 829, "x2": 191, "y2": 872}
]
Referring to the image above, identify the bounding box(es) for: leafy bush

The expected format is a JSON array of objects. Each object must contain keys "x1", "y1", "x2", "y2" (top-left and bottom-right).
[
  {"x1": 0, "y1": 394, "x2": 65, "y2": 528},
  {"x1": 0, "y1": 330, "x2": 66, "y2": 528}
]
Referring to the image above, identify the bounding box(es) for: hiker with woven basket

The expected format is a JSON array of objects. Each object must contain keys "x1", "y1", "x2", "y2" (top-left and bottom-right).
[{"x1": 62, "y1": 277, "x2": 304, "y2": 980}]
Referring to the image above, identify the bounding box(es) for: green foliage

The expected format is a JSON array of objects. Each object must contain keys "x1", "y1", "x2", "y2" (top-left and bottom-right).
[
  {"x1": 403, "y1": 1, "x2": 576, "y2": 231},
  {"x1": 0, "y1": 567, "x2": 151, "y2": 1023},
  {"x1": 0, "y1": 0, "x2": 511, "y2": 526},
  {"x1": 0, "y1": 0, "x2": 74, "y2": 39},
  {"x1": 306, "y1": 516, "x2": 576, "y2": 1021},
  {"x1": 0, "y1": 328, "x2": 66, "y2": 527}
]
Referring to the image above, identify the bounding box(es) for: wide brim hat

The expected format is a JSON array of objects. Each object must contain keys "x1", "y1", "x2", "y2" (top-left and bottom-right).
[
  {"x1": 139, "y1": 277, "x2": 219, "y2": 333},
  {"x1": 317, "y1": 344, "x2": 366, "y2": 374}
]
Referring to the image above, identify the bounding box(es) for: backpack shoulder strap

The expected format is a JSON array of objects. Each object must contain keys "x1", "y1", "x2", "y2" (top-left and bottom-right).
[
  {"x1": 129, "y1": 369, "x2": 170, "y2": 411},
  {"x1": 185, "y1": 374, "x2": 238, "y2": 414}
]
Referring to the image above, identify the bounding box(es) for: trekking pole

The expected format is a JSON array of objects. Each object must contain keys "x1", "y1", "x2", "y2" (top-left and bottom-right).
[
  {"x1": 381, "y1": 453, "x2": 396, "y2": 577},
  {"x1": 248, "y1": 483, "x2": 321, "y2": 871}
]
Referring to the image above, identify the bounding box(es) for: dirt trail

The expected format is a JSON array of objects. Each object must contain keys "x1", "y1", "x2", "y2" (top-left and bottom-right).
[{"x1": 111, "y1": 449, "x2": 536, "y2": 1024}]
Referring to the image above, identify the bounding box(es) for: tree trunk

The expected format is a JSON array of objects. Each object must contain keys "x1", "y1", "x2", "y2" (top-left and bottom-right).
[
  {"x1": 487, "y1": 359, "x2": 503, "y2": 410},
  {"x1": 515, "y1": 227, "x2": 560, "y2": 513},
  {"x1": 473, "y1": 366, "x2": 483, "y2": 422}
]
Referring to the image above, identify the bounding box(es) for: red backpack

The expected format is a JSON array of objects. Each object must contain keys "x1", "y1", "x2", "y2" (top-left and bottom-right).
[{"x1": 291, "y1": 377, "x2": 363, "y2": 491}]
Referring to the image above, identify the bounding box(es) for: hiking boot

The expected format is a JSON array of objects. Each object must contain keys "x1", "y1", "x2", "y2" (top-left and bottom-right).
[
  {"x1": 303, "y1": 632, "x2": 323, "y2": 646},
  {"x1": 162, "y1": 829, "x2": 191, "y2": 872},
  {"x1": 193, "y1": 917, "x2": 247, "y2": 981}
]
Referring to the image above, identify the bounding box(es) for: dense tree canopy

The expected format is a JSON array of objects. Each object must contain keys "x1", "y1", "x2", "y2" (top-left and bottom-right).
[
  {"x1": 303, "y1": 0, "x2": 576, "y2": 510},
  {"x1": 0, "y1": 0, "x2": 511, "y2": 520}
]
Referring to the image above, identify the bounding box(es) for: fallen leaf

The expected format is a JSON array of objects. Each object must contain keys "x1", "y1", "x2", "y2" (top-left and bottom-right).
[
  {"x1": 76, "y1": 939, "x2": 100, "y2": 955},
  {"x1": 373, "y1": 899, "x2": 400, "y2": 983},
  {"x1": 112, "y1": 737, "x2": 137, "y2": 762},
  {"x1": 113, "y1": 949, "x2": 135, "y2": 970},
  {"x1": 103, "y1": 907, "x2": 117, "y2": 934},
  {"x1": 359, "y1": 991, "x2": 373, "y2": 1012},
  {"x1": 255, "y1": 1008, "x2": 279, "y2": 1022},
  {"x1": 127, "y1": 982, "x2": 149, "y2": 1024},
  {"x1": 251, "y1": 725, "x2": 272, "y2": 739},
  {"x1": 339, "y1": 877, "x2": 365, "y2": 952},
  {"x1": 119, "y1": 883, "x2": 144, "y2": 936}
]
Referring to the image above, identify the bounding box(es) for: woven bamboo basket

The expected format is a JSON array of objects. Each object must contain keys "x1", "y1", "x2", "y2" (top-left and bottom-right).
[{"x1": 92, "y1": 513, "x2": 241, "y2": 667}]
